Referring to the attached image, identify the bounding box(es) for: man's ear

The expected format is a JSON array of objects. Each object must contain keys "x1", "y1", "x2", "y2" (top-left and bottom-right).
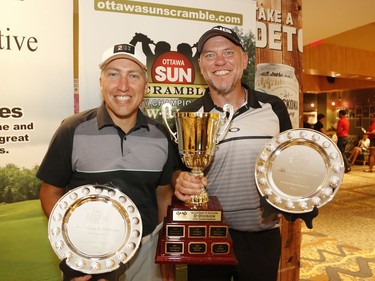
[{"x1": 242, "y1": 51, "x2": 248, "y2": 70}]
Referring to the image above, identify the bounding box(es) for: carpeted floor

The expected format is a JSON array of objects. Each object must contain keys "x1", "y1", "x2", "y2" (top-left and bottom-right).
[{"x1": 300, "y1": 164, "x2": 375, "y2": 281}]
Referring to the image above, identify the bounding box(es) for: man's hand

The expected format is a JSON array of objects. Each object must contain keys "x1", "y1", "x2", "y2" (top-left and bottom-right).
[
  {"x1": 60, "y1": 259, "x2": 125, "y2": 281},
  {"x1": 69, "y1": 275, "x2": 108, "y2": 281},
  {"x1": 70, "y1": 276, "x2": 92, "y2": 281},
  {"x1": 174, "y1": 171, "x2": 207, "y2": 202},
  {"x1": 68, "y1": 274, "x2": 108, "y2": 281}
]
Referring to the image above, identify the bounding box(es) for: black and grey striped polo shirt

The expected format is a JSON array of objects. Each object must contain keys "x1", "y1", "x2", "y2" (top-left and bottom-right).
[{"x1": 37, "y1": 103, "x2": 175, "y2": 236}]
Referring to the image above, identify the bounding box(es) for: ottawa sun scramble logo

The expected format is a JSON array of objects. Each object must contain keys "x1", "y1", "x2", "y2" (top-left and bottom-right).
[{"x1": 151, "y1": 51, "x2": 194, "y2": 84}]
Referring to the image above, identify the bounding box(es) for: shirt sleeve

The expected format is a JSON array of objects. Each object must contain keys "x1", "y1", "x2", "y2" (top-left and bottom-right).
[{"x1": 36, "y1": 120, "x2": 74, "y2": 187}]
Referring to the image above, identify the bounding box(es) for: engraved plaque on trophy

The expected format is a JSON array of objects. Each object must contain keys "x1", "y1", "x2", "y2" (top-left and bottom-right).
[
  {"x1": 156, "y1": 196, "x2": 237, "y2": 264},
  {"x1": 189, "y1": 242, "x2": 207, "y2": 254},
  {"x1": 166, "y1": 225, "x2": 185, "y2": 238},
  {"x1": 155, "y1": 104, "x2": 237, "y2": 264},
  {"x1": 188, "y1": 226, "x2": 207, "y2": 238},
  {"x1": 212, "y1": 243, "x2": 230, "y2": 254}
]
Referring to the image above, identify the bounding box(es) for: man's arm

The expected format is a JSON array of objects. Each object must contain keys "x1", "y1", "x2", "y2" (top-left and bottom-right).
[
  {"x1": 39, "y1": 182, "x2": 65, "y2": 218},
  {"x1": 156, "y1": 184, "x2": 176, "y2": 281},
  {"x1": 156, "y1": 184, "x2": 173, "y2": 223}
]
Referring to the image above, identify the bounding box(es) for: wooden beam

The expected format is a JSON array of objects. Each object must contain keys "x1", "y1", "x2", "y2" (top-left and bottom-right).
[{"x1": 256, "y1": 0, "x2": 302, "y2": 280}]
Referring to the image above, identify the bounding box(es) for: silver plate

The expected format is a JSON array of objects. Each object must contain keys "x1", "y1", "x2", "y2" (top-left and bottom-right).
[
  {"x1": 255, "y1": 129, "x2": 344, "y2": 213},
  {"x1": 48, "y1": 185, "x2": 142, "y2": 274}
]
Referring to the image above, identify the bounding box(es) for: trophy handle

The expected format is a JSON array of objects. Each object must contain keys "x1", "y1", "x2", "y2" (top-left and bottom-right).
[
  {"x1": 161, "y1": 103, "x2": 178, "y2": 143},
  {"x1": 217, "y1": 104, "x2": 234, "y2": 142}
]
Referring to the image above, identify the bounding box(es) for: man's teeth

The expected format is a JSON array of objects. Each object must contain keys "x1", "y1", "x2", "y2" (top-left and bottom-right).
[
  {"x1": 116, "y1": 96, "x2": 130, "y2": 101},
  {"x1": 214, "y1": 70, "x2": 230, "y2": 76}
]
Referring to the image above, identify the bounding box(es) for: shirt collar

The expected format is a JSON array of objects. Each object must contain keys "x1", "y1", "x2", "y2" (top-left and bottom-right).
[
  {"x1": 202, "y1": 83, "x2": 262, "y2": 112},
  {"x1": 97, "y1": 102, "x2": 149, "y2": 131}
]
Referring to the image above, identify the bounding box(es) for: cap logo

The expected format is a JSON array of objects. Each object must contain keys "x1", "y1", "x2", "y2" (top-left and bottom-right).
[
  {"x1": 212, "y1": 26, "x2": 233, "y2": 34},
  {"x1": 113, "y1": 43, "x2": 135, "y2": 55}
]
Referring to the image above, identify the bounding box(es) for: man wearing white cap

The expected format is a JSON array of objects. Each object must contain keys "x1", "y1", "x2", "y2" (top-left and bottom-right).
[{"x1": 37, "y1": 43, "x2": 175, "y2": 281}]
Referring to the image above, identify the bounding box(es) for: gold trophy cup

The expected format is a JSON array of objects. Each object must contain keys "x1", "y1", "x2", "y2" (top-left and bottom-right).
[
  {"x1": 161, "y1": 103, "x2": 234, "y2": 208},
  {"x1": 156, "y1": 104, "x2": 237, "y2": 265}
]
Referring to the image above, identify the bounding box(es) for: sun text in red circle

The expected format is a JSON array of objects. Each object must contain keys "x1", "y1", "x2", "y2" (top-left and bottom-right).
[{"x1": 151, "y1": 51, "x2": 194, "y2": 84}]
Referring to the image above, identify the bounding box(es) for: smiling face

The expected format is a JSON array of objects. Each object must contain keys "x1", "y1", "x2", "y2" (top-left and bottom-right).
[
  {"x1": 100, "y1": 58, "x2": 147, "y2": 132},
  {"x1": 198, "y1": 36, "x2": 248, "y2": 96}
]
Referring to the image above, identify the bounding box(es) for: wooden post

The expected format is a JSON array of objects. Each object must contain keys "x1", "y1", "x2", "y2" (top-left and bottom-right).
[{"x1": 255, "y1": 0, "x2": 303, "y2": 280}]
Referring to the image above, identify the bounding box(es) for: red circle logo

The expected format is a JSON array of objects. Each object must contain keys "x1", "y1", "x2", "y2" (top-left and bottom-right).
[{"x1": 151, "y1": 51, "x2": 194, "y2": 84}]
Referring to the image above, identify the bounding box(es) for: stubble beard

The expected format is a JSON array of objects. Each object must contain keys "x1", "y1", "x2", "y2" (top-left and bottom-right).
[{"x1": 202, "y1": 73, "x2": 235, "y2": 97}]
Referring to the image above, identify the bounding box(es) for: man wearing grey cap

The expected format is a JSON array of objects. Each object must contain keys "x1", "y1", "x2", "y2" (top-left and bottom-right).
[
  {"x1": 37, "y1": 43, "x2": 175, "y2": 281},
  {"x1": 173, "y1": 26, "x2": 292, "y2": 281}
]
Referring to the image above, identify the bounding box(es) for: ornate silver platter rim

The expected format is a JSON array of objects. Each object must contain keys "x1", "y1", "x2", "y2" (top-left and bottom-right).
[
  {"x1": 255, "y1": 128, "x2": 344, "y2": 214},
  {"x1": 48, "y1": 185, "x2": 142, "y2": 274}
]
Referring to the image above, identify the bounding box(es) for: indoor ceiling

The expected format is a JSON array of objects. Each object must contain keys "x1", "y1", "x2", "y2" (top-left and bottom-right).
[
  {"x1": 303, "y1": 0, "x2": 375, "y2": 52},
  {"x1": 302, "y1": 0, "x2": 375, "y2": 92}
]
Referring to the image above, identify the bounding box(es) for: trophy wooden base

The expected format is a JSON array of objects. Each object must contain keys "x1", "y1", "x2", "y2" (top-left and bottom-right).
[{"x1": 155, "y1": 196, "x2": 237, "y2": 265}]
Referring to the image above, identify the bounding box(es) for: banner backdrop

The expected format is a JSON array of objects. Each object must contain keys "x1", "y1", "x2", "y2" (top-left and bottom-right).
[
  {"x1": 0, "y1": 0, "x2": 73, "y2": 169},
  {"x1": 79, "y1": 0, "x2": 257, "y2": 119},
  {"x1": 0, "y1": 1, "x2": 73, "y2": 280}
]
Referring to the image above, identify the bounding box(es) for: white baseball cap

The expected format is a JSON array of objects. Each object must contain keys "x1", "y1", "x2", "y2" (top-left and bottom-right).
[{"x1": 99, "y1": 43, "x2": 147, "y2": 71}]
